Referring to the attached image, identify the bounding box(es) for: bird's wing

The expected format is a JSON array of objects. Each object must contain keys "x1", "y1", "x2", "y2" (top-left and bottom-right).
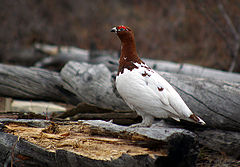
[
  {"x1": 145, "y1": 70, "x2": 206, "y2": 124},
  {"x1": 131, "y1": 62, "x2": 205, "y2": 124},
  {"x1": 140, "y1": 68, "x2": 187, "y2": 117}
]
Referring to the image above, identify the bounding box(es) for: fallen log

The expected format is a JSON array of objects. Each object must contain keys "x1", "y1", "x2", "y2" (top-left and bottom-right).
[
  {"x1": 56, "y1": 102, "x2": 141, "y2": 125},
  {"x1": 34, "y1": 43, "x2": 240, "y2": 82},
  {"x1": 60, "y1": 62, "x2": 128, "y2": 110},
  {"x1": 143, "y1": 59, "x2": 240, "y2": 82},
  {"x1": 0, "y1": 62, "x2": 240, "y2": 131},
  {"x1": 0, "y1": 119, "x2": 199, "y2": 167},
  {"x1": 34, "y1": 43, "x2": 119, "y2": 72},
  {"x1": 152, "y1": 121, "x2": 240, "y2": 159},
  {"x1": 2, "y1": 100, "x2": 239, "y2": 159},
  {"x1": 61, "y1": 62, "x2": 240, "y2": 131},
  {"x1": 196, "y1": 129, "x2": 240, "y2": 159},
  {"x1": 0, "y1": 63, "x2": 79, "y2": 104}
]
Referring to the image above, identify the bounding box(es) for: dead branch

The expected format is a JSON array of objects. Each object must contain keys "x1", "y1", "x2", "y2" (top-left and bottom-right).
[{"x1": 217, "y1": 2, "x2": 240, "y2": 72}]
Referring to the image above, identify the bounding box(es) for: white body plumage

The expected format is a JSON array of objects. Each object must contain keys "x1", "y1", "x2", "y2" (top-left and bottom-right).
[{"x1": 116, "y1": 62, "x2": 205, "y2": 126}]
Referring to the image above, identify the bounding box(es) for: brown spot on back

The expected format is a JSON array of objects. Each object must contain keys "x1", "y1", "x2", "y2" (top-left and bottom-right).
[
  {"x1": 142, "y1": 71, "x2": 151, "y2": 77},
  {"x1": 158, "y1": 87, "x2": 164, "y2": 91},
  {"x1": 189, "y1": 114, "x2": 200, "y2": 123},
  {"x1": 118, "y1": 61, "x2": 139, "y2": 75},
  {"x1": 141, "y1": 64, "x2": 153, "y2": 72}
]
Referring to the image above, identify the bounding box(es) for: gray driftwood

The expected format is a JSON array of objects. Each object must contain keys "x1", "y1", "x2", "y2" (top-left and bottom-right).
[{"x1": 0, "y1": 62, "x2": 240, "y2": 131}]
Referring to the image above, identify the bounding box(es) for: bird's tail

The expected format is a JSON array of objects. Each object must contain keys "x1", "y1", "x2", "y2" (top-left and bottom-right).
[{"x1": 189, "y1": 114, "x2": 206, "y2": 125}]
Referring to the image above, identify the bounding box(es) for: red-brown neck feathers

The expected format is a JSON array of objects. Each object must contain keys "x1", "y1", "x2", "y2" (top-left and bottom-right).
[{"x1": 115, "y1": 26, "x2": 143, "y2": 75}]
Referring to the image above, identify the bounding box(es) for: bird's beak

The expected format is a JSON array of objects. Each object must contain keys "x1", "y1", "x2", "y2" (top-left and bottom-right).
[{"x1": 111, "y1": 27, "x2": 117, "y2": 33}]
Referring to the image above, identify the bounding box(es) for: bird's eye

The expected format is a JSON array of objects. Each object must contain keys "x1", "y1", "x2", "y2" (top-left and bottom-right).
[{"x1": 117, "y1": 26, "x2": 128, "y2": 32}]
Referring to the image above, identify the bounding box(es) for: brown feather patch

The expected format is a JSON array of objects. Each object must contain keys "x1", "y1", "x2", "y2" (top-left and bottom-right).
[
  {"x1": 142, "y1": 71, "x2": 151, "y2": 77},
  {"x1": 189, "y1": 114, "x2": 200, "y2": 123},
  {"x1": 118, "y1": 61, "x2": 139, "y2": 75},
  {"x1": 141, "y1": 64, "x2": 153, "y2": 72},
  {"x1": 158, "y1": 87, "x2": 164, "y2": 91}
]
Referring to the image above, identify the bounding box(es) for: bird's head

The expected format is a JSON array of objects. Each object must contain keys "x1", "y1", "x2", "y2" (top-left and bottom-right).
[{"x1": 111, "y1": 25, "x2": 134, "y2": 42}]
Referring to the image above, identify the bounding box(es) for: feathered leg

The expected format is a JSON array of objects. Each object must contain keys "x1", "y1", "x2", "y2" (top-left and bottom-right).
[{"x1": 130, "y1": 114, "x2": 154, "y2": 128}]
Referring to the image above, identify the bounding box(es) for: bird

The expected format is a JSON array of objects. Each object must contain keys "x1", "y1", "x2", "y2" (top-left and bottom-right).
[{"x1": 111, "y1": 25, "x2": 206, "y2": 127}]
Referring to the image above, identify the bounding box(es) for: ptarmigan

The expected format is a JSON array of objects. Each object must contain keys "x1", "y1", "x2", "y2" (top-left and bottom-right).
[{"x1": 111, "y1": 25, "x2": 206, "y2": 127}]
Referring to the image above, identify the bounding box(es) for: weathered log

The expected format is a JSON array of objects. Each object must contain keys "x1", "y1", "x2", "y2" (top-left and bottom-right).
[
  {"x1": 34, "y1": 43, "x2": 240, "y2": 82},
  {"x1": 196, "y1": 129, "x2": 240, "y2": 159},
  {"x1": 143, "y1": 58, "x2": 240, "y2": 82},
  {"x1": 34, "y1": 43, "x2": 119, "y2": 72},
  {"x1": 0, "y1": 62, "x2": 240, "y2": 131},
  {"x1": 152, "y1": 120, "x2": 240, "y2": 159},
  {"x1": 1, "y1": 118, "x2": 240, "y2": 162},
  {"x1": 34, "y1": 43, "x2": 90, "y2": 57},
  {"x1": 0, "y1": 119, "x2": 199, "y2": 167},
  {"x1": 161, "y1": 72, "x2": 240, "y2": 131},
  {"x1": 60, "y1": 62, "x2": 128, "y2": 110},
  {"x1": 36, "y1": 53, "x2": 240, "y2": 82},
  {"x1": 61, "y1": 61, "x2": 240, "y2": 131},
  {"x1": 0, "y1": 63, "x2": 79, "y2": 104},
  {"x1": 2, "y1": 47, "x2": 47, "y2": 66},
  {"x1": 10, "y1": 100, "x2": 66, "y2": 114},
  {"x1": 0, "y1": 132, "x2": 57, "y2": 167},
  {"x1": 0, "y1": 118, "x2": 51, "y2": 128},
  {"x1": 56, "y1": 102, "x2": 141, "y2": 125}
]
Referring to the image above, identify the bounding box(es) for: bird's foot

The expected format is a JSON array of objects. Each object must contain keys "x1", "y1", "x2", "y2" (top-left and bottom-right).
[
  {"x1": 129, "y1": 115, "x2": 154, "y2": 128},
  {"x1": 129, "y1": 122, "x2": 152, "y2": 128}
]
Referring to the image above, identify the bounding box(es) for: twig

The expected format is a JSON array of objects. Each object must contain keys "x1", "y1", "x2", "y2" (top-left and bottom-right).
[
  {"x1": 194, "y1": 1, "x2": 233, "y2": 56},
  {"x1": 11, "y1": 136, "x2": 20, "y2": 167},
  {"x1": 217, "y1": 1, "x2": 240, "y2": 72},
  {"x1": 195, "y1": 1, "x2": 229, "y2": 45},
  {"x1": 195, "y1": 1, "x2": 240, "y2": 72},
  {"x1": 217, "y1": 2, "x2": 239, "y2": 41}
]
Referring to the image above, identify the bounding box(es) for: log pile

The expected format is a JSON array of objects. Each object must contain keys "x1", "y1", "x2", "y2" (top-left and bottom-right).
[
  {"x1": 0, "y1": 44, "x2": 240, "y2": 166},
  {"x1": 0, "y1": 61, "x2": 239, "y2": 131}
]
